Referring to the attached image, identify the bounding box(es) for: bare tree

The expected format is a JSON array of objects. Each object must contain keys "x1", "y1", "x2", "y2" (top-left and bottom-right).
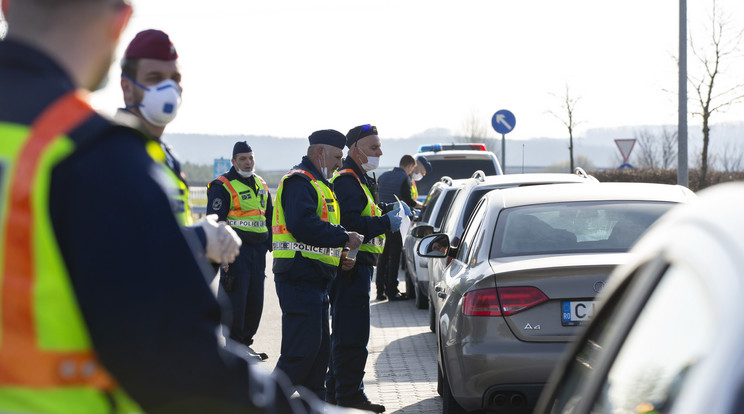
[
  {"x1": 632, "y1": 128, "x2": 679, "y2": 169},
  {"x1": 660, "y1": 127, "x2": 678, "y2": 169},
  {"x1": 717, "y1": 140, "x2": 744, "y2": 172},
  {"x1": 458, "y1": 111, "x2": 500, "y2": 157},
  {"x1": 689, "y1": 0, "x2": 744, "y2": 188},
  {"x1": 548, "y1": 84, "x2": 581, "y2": 172},
  {"x1": 634, "y1": 130, "x2": 659, "y2": 169}
]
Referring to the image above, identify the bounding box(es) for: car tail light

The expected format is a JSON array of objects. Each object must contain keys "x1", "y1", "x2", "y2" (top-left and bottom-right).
[{"x1": 463, "y1": 287, "x2": 548, "y2": 316}]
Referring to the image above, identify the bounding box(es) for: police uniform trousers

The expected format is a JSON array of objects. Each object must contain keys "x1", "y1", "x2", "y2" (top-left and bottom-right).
[
  {"x1": 375, "y1": 229, "x2": 403, "y2": 298},
  {"x1": 326, "y1": 264, "x2": 373, "y2": 405},
  {"x1": 220, "y1": 241, "x2": 267, "y2": 346},
  {"x1": 275, "y1": 280, "x2": 331, "y2": 400}
]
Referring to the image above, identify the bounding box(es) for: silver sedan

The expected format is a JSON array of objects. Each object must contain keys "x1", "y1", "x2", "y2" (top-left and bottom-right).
[{"x1": 418, "y1": 182, "x2": 695, "y2": 414}]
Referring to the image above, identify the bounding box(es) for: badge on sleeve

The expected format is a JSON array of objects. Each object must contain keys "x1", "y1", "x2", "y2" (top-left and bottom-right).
[{"x1": 212, "y1": 198, "x2": 223, "y2": 211}]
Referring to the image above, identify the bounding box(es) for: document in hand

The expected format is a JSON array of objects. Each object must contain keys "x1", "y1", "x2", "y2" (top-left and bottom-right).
[{"x1": 394, "y1": 195, "x2": 411, "y2": 237}]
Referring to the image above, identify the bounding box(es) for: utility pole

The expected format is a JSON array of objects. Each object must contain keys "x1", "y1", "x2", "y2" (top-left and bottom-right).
[{"x1": 678, "y1": 0, "x2": 689, "y2": 187}]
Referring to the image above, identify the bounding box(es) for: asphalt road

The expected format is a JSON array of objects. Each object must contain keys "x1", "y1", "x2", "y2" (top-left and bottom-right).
[{"x1": 227, "y1": 252, "x2": 443, "y2": 414}]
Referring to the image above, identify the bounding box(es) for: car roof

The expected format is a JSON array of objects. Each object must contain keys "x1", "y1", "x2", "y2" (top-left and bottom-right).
[
  {"x1": 417, "y1": 149, "x2": 499, "y2": 159},
  {"x1": 483, "y1": 182, "x2": 696, "y2": 209},
  {"x1": 463, "y1": 172, "x2": 595, "y2": 188},
  {"x1": 429, "y1": 176, "x2": 470, "y2": 191}
]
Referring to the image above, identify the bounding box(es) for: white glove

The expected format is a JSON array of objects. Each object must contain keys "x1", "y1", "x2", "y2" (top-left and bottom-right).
[{"x1": 197, "y1": 214, "x2": 242, "y2": 264}]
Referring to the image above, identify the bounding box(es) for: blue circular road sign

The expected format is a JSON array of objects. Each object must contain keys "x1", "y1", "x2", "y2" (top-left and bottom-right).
[{"x1": 491, "y1": 109, "x2": 516, "y2": 134}]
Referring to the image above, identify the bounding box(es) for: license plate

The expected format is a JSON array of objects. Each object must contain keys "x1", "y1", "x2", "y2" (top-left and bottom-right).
[{"x1": 562, "y1": 301, "x2": 597, "y2": 326}]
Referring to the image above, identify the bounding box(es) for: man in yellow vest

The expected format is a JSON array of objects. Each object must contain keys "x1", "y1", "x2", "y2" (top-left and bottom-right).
[
  {"x1": 272, "y1": 130, "x2": 363, "y2": 401},
  {"x1": 411, "y1": 155, "x2": 431, "y2": 208},
  {"x1": 207, "y1": 141, "x2": 272, "y2": 360},
  {"x1": 326, "y1": 124, "x2": 408, "y2": 413},
  {"x1": 0, "y1": 0, "x2": 313, "y2": 412}
]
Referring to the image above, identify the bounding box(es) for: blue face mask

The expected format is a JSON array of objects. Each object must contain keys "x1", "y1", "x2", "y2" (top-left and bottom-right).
[{"x1": 125, "y1": 75, "x2": 182, "y2": 127}]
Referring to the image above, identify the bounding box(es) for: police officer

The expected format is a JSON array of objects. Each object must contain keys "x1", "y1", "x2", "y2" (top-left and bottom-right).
[
  {"x1": 375, "y1": 154, "x2": 419, "y2": 301},
  {"x1": 117, "y1": 28, "x2": 240, "y2": 264},
  {"x1": 118, "y1": 29, "x2": 192, "y2": 225},
  {"x1": 208, "y1": 141, "x2": 272, "y2": 360},
  {"x1": 411, "y1": 155, "x2": 431, "y2": 209},
  {"x1": 0, "y1": 0, "x2": 307, "y2": 412},
  {"x1": 326, "y1": 124, "x2": 408, "y2": 413},
  {"x1": 273, "y1": 130, "x2": 363, "y2": 401}
]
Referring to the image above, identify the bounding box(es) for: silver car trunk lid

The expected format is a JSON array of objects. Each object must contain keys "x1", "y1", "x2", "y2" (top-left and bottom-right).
[{"x1": 487, "y1": 253, "x2": 629, "y2": 342}]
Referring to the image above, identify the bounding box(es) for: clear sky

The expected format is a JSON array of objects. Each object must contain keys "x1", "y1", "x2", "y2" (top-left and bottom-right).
[{"x1": 87, "y1": 0, "x2": 744, "y2": 142}]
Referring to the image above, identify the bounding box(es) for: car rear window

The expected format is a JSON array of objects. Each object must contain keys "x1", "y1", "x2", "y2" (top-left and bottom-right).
[
  {"x1": 491, "y1": 201, "x2": 675, "y2": 257},
  {"x1": 416, "y1": 158, "x2": 498, "y2": 196}
]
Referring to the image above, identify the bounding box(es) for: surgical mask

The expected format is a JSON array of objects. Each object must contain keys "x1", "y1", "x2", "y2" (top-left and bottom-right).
[
  {"x1": 320, "y1": 150, "x2": 331, "y2": 179},
  {"x1": 237, "y1": 168, "x2": 254, "y2": 178},
  {"x1": 126, "y1": 76, "x2": 182, "y2": 127},
  {"x1": 359, "y1": 148, "x2": 380, "y2": 172},
  {"x1": 412, "y1": 172, "x2": 424, "y2": 181}
]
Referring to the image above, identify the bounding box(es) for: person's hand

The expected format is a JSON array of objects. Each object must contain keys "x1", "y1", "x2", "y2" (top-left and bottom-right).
[
  {"x1": 345, "y1": 231, "x2": 363, "y2": 250},
  {"x1": 398, "y1": 201, "x2": 412, "y2": 217},
  {"x1": 386, "y1": 208, "x2": 402, "y2": 232},
  {"x1": 340, "y1": 256, "x2": 356, "y2": 271},
  {"x1": 197, "y1": 214, "x2": 242, "y2": 264}
]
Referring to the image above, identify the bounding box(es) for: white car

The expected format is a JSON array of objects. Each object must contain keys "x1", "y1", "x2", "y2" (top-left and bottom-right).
[
  {"x1": 403, "y1": 176, "x2": 467, "y2": 309},
  {"x1": 535, "y1": 182, "x2": 744, "y2": 414}
]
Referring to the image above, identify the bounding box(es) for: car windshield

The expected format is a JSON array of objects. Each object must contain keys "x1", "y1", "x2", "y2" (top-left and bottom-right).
[
  {"x1": 491, "y1": 201, "x2": 675, "y2": 257},
  {"x1": 416, "y1": 158, "x2": 498, "y2": 196}
]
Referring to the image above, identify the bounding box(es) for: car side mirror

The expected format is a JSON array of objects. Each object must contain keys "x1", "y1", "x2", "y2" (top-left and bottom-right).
[
  {"x1": 417, "y1": 234, "x2": 450, "y2": 258},
  {"x1": 411, "y1": 224, "x2": 434, "y2": 238}
]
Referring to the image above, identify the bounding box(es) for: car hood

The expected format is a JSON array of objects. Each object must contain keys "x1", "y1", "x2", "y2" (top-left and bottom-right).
[{"x1": 488, "y1": 252, "x2": 632, "y2": 275}]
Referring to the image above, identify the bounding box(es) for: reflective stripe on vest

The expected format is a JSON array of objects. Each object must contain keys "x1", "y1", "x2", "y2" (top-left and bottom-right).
[
  {"x1": 272, "y1": 169, "x2": 342, "y2": 267},
  {"x1": 215, "y1": 174, "x2": 269, "y2": 234},
  {"x1": 0, "y1": 91, "x2": 140, "y2": 412},
  {"x1": 144, "y1": 141, "x2": 193, "y2": 226},
  {"x1": 331, "y1": 169, "x2": 385, "y2": 255}
]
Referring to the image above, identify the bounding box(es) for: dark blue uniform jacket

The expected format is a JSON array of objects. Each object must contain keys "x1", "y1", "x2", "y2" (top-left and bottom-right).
[
  {"x1": 377, "y1": 166, "x2": 416, "y2": 207},
  {"x1": 273, "y1": 157, "x2": 349, "y2": 284},
  {"x1": 0, "y1": 38, "x2": 256, "y2": 413},
  {"x1": 332, "y1": 158, "x2": 394, "y2": 267}
]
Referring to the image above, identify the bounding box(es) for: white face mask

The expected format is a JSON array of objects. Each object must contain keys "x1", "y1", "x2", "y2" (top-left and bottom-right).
[
  {"x1": 320, "y1": 149, "x2": 332, "y2": 179},
  {"x1": 237, "y1": 168, "x2": 254, "y2": 178},
  {"x1": 358, "y1": 147, "x2": 380, "y2": 172},
  {"x1": 128, "y1": 77, "x2": 182, "y2": 127},
  {"x1": 412, "y1": 172, "x2": 424, "y2": 182}
]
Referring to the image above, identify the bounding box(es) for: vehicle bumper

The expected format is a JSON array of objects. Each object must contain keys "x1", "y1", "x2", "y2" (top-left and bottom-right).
[{"x1": 442, "y1": 319, "x2": 570, "y2": 412}]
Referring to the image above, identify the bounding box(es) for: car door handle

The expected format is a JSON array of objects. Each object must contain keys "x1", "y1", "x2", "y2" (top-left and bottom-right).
[{"x1": 437, "y1": 291, "x2": 447, "y2": 299}]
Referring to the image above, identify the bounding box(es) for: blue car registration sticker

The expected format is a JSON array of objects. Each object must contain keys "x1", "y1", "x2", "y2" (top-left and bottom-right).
[{"x1": 562, "y1": 301, "x2": 596, "y2": 326}]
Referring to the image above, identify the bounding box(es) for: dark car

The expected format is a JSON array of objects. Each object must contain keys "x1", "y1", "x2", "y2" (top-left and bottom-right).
[{"x1": 418, "y1": 182, "x2": 695, "y2": 414}]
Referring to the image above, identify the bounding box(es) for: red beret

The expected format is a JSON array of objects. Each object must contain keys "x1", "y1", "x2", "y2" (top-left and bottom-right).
[{"x1": 124, "y1": 29, "x2": 178, "y2": 61}]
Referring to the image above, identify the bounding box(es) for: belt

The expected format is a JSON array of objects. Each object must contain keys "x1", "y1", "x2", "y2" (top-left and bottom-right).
[
  {"x1": 272, "y1": 241, "x2": 343, "y2": 258},
  {"x1": 228, "y1": 219, "x2": 266, "y2": 228}
]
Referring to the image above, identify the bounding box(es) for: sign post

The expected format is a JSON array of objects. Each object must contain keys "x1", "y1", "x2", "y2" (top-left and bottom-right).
[
  {"x1": 614, "y1": 139, "x2": 636, "y2": 169},
  {"x1": 213, "y1": 157, "x2": 231, "y2": 179},
  {"x1": 491, "y1": 109, "x2": 516, "y2": 171}
]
